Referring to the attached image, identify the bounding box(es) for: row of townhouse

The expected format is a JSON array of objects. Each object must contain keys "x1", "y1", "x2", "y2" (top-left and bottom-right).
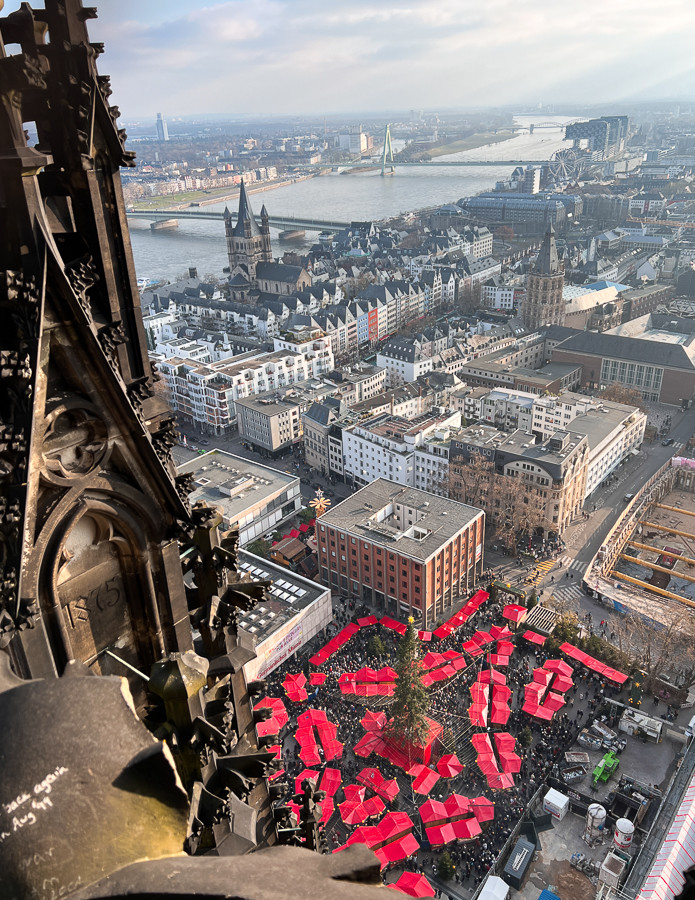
[{"x1": 155, "y1": 336, "x2": 334, "y2": 434}]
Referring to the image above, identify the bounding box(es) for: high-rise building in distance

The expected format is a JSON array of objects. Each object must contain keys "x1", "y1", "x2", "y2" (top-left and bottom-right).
[{"x1": 156, "y1": 111, "x2": 169, "y2": 141}]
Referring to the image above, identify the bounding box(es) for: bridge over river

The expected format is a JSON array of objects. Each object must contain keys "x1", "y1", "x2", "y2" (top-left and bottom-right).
[{"x1": 126, "y1": 208, "x2": 353, "y2": 232}]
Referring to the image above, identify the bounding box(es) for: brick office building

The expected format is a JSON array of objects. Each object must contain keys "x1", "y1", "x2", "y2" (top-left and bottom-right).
[{"x1": 316, "y1": 479, "x2": 485, "y2": 628}]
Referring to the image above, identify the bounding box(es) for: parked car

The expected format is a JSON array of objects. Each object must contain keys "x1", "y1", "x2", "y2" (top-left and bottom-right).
[
  {"x1": 199, "y1": 439, "x2": 210, "y2": 445},
  {"x1": 623, "y1": 493, "x2": 634, "y2": 502}
]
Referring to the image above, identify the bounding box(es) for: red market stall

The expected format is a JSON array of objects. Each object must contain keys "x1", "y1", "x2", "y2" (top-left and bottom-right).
[
  {"x1": 254, "y1": 697, "x2": 289, "y2": 737},
  {"x1": 389, "y1": 872, "x2": 435, "y2": 897},
  {"x1": 470, "y1": 795, "x2": 495, "y2": 822},
  {"x1": 453, "y1": 817, "x2": 482, "y2": 841},
  {"x1": 373, "y1": 833, "x2": 420, "y2": 869},
  {"x1": 437, "y1": 753, "x2": 464, "y2": 778},
  {"x1": 380, "y1": 616, "x2": 407, "y2": 635},
  {"x1": 443, "y1": 794, "x2": 472, "y2": 819},
  {"x1": 283, "y1": 672, "x2": 308, "y2": 703},
  {"x1": 523, "y1": 630, "x2": 547, "y2": 645},
  {"x1": 320, "y1": 768, "x2": 342, "y2": 798},
  {"x1": 409, "y1": 764, "x2": 440, "y2": 794},
  {"x1": 419, "y1": 798, "x2": 449, "y2": 827},
  {"x1": 559, "y1": 642, "x2": 628, "y2": 684},
  {"x1": 357, "y1": 767, "x2": 399, "y2": 803},
  {"x1": 377, "y1": 811, "x2": 415, "y2": 843},
  {"x1": 426, "y1": 822, "x2": 457, "y2": 847},
  {"x1": 502, "y1": 604, "x2": 527, "y2": 625}
]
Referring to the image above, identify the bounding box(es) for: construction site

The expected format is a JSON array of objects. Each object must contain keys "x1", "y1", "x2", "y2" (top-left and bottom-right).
[
  {"x1": 614, "y1": 486, "x2": 695, "y2": 607},
  {"x1": 588, "y1": 460, "x2": 695, "y2": 626}
]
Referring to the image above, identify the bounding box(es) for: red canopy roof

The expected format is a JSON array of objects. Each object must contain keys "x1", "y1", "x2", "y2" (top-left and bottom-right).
[
  {"x1": 320, "y1": 796, "x2": 334, "y2": 826},
  {"x1": 410, "y1": 765, "x2": 440, "y2": 794},
  {"x1": 339, "y1": 800, "x2": 369, "y2": 825},
  {"x1": 380, "y1": 616, "x2": 407, "y2": 635},
  {"x1": 358, "y1": 615, "x2": 379, "y2": 626},
  {"x1": 294, "y1": 769, "x2": 320, "y2": 794},
  {"x1": 523, "y1": 630, "x2": 547, "y2": 645},
  {"x1": 297, "y1": 708, "x2": 328, "y2": 726},
  {"x1": 419, "y1": 797, "x2": 449, "y2": 825},
  {"x1": 377, "y1": 811, "x2": 414, "y2": 843},
  {"x1": 309, "y1": 672, "x2": 327, "y2": 686},
  {"x1": 478, "y1": 669, "x2": 506, "y2": 685},
  {"x1": 437, "y1": 753, "x2": 464, "y2": 778},
  {"x1": 502, "y1": 603, "x2": 527, "y2": 623},
  {"x1": 373, "y1": 833, "x2": 420, "y2": 867},
  {"x1": 545, "y1": 658, "x2": 573, "y2": 676},
  {"x1": 254, "y1": 697, "x2": 289, "y2": 736},
  {"x1": 361, "y1": 710, "x2": 388, "y2": 732},
  {"x1": 453, "y1": 816, "x2": 482, "y2": 840},
  {"x1": 443, "y1": 793, "x2": 472, "y2": 819},
  {"x1": 468, "y1": 703, "x2": 488, "y2": 727},
  {"x1": 418, "y1": 630, "x2": 433, "y2": 642},
  {"x1": 354, "y1": 732, "x2": 386, "y2": 758},
  {"x1": 471, "y1": 796, "x2": 495, "y2": 822},
  {"x1": 363, "y1": 795, "x2": 386, "y2": 818},
  {"x1": 490, "y1": 624, "x2": 513, "y2": 639},
  {"x1": 344, "y1": 784, "x2": 366, "y2": 802},
  {"x1": 426, "y1": 822, "x2": 457, "y2": 847},
  {"x1": 320, "y1": 768, "x2": 342, "y2": 798},
  {"x1": 298, "y1": 744, "x2": 321, "y2": 765},
  {"x1": 389, "y1": 872, "x2": 435, "y2": 897},
  {"x1": 283, "y1": 672, "x2": 308, "y2": 702},
  {"x1": 559, "y1": 642, "x2": 628, "y2": 683}
]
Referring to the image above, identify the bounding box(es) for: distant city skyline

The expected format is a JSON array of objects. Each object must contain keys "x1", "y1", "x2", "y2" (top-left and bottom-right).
[{"x1": 4, "y1": 0, "x2": 695, "y2": 118}]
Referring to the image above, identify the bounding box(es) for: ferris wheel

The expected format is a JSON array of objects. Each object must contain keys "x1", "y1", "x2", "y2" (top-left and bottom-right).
[{"x1": 548, "y1": 148, "x2": 580, "y2": 182}]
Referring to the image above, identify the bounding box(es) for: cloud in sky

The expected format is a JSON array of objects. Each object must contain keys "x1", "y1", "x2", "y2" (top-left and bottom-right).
[{"x1": 3, "y1": 0, "x2": 695, "y2": 117}]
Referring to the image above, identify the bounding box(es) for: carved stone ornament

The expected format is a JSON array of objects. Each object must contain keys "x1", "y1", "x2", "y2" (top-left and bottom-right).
[
  {"x1": 65, "y1": 255, "x2": 99, "y2": 327},
  {"x1": 97, "y1": 320, "x2": 127, "y2": 375},
  {"x1": 151, "y1": 415, "x2": 179, "y2": 466},
  {"x1": 42, "y1": 397, "x2": 109, "y2": 482}
]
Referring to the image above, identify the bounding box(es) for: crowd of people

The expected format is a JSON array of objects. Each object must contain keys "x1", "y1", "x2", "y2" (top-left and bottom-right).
[{"x1": 261, "y1": 593, "x2": 631, "y2": 897}]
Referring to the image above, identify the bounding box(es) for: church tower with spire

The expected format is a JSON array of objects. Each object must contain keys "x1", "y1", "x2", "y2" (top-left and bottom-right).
[
  {"x1": 224, "y1": 183, "x2": 272, "y2": 287},
  {"x1": 522, "y1": 224, "x2": 565, "y2": 332}
]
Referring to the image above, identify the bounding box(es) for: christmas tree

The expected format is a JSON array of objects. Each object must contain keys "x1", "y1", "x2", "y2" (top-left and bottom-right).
[{"x1": 387, "y1": 618, "x2": 430, "y2": 742}]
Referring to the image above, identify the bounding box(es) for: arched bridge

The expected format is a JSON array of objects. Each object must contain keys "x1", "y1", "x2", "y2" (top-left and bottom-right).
[{"x1": 126, "y1": 208, "x2": 352, "y2": 232}]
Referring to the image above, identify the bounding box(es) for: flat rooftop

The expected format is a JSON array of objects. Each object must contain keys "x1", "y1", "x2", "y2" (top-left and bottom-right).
[
  {"x1": 237, "y1": 550, "x2": 326, "y2": 644},
  {"x1": 235, "y1": 379, "x2": 337, "y2": 414},
  {"x1": 318, "y1": 478, "x2": 483, "y2": 562},
  {"x1": 176, "y1": 450, "x2": 298, "y2": 525}
]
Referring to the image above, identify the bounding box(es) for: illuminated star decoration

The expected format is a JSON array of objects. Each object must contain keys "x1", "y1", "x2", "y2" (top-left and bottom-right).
[{"x1": 309, "y1": 488, "x2": 331, "y2": 517}]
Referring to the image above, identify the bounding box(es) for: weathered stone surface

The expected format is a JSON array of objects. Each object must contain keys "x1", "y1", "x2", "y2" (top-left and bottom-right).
[
  {"x1": 70, "y1": 844, "x2": 383, "y2": 900},
  {"x1": 0, "y1": 675, "x2": 188, "y2": 900}
]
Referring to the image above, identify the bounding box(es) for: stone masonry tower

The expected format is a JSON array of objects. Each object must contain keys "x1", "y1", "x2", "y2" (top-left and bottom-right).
[
  {"x1": 224, "y1": 182, "x2": 272, "y2": 283},
  {"x1": 522, "y1": 224, "x2": 565, "y2": 331}
]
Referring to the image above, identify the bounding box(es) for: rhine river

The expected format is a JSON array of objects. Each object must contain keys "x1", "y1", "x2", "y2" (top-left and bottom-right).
[{"x1": 128, "y1": 116, "x2": 579, "y2": 284}]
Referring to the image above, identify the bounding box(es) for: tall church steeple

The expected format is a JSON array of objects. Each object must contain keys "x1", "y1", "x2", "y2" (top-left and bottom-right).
[
  {"x1": 224, "y1": 183, "x2": 272, "y2": 285},
  {"x1": 522, "y1": 225, "x2": 565, "y2": 332}
]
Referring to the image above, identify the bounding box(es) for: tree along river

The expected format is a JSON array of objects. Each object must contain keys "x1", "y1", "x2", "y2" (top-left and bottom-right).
[{"x1": 128, "y1": 116, "x2": 578, "y2": 284}]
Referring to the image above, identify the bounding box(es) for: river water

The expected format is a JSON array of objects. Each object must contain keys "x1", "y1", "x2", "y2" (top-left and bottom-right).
[{"x1": 128, "y1": 116, "x2": 579, "y2": 284}]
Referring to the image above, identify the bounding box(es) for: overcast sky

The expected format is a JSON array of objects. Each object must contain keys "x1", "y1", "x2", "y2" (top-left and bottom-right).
[{"x1": 4, "y1": 0, "x2": 695, "y2": 118}]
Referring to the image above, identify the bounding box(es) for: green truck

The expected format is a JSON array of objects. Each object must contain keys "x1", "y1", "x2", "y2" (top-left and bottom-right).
[{"x1": 592, "y1": 750, "x2": 620, "y2": 787}]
